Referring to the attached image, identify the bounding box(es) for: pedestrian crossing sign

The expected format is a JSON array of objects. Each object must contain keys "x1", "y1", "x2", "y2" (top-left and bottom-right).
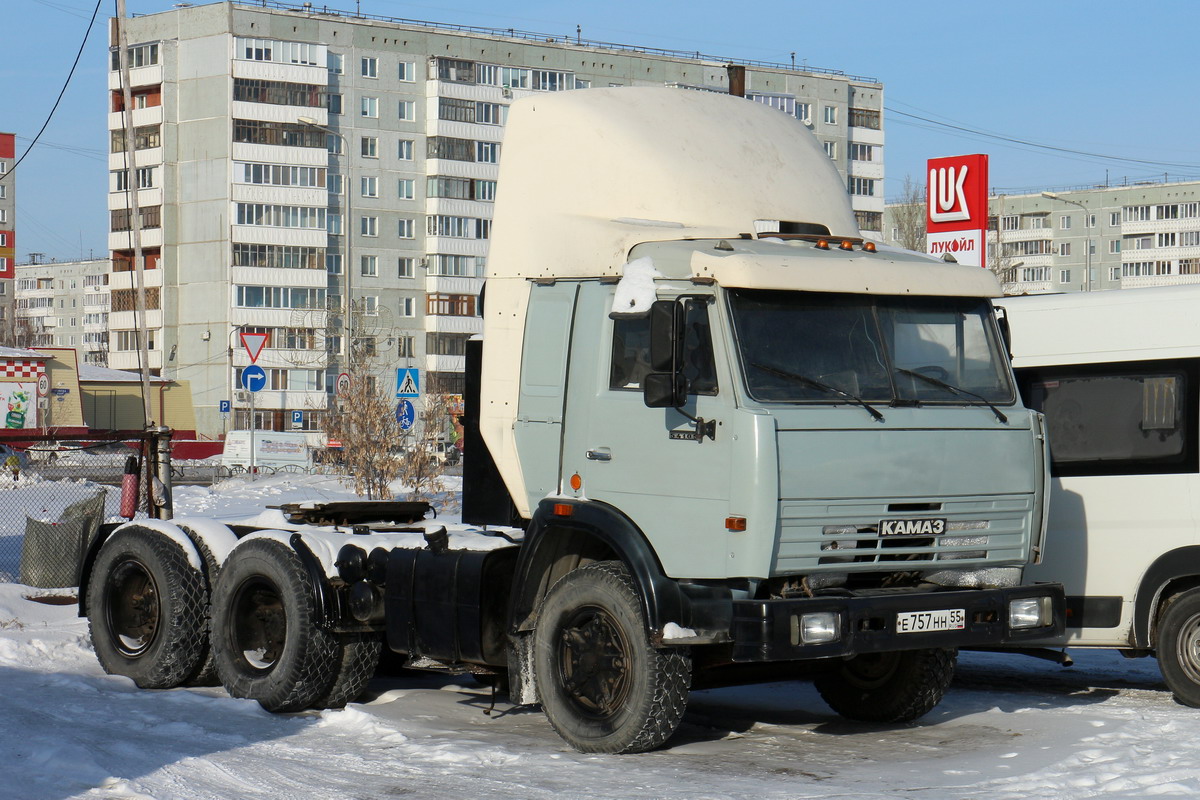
[{"x1": 396, "y1": 368, "x2": 420, "y2": 398}]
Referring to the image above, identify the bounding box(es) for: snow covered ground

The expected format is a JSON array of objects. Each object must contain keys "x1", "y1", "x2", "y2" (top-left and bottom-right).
[{"x1": 2, "y1": 475, "x2": 1198, "y2": 799}]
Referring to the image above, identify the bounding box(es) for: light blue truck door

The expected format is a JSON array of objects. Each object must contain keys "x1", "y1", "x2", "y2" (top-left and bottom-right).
[{"x1": 514, "y1": 282, "x2": 579, "y2": 509}]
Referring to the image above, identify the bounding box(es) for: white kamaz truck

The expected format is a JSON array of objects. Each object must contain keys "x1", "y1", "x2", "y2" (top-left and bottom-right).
[{"x1": 81, "y1": 88, "x2": 1063, "y2": 754}]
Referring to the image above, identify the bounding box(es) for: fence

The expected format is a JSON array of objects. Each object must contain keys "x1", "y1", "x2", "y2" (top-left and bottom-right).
[{"x1": 0, "y1": 437, "x2": 150, "y2": 587}]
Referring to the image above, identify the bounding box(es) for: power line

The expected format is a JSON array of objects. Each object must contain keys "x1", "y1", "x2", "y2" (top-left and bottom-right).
[
  {"x1": 2, "y1": 0, "x2": 104, "y2": 181},
  {"x1": 885, "y1": 107, "x2": 1200, "y2": 170}
]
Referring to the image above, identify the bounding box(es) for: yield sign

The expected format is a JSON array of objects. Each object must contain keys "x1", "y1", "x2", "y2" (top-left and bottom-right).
[{"x1": 240, "y1": 331, "x2": 270, "y2": 364}]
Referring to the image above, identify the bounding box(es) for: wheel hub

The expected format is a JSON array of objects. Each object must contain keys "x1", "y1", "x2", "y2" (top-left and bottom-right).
[
  {"x1": 557, "y1": 606, "x2": 632, "y2": 719},
  {"x1": 106, "y1": 558, "x2": 160, "y2": 657}
]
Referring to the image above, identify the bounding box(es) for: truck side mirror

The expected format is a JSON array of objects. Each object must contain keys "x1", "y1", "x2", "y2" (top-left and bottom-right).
[
  {"x1": 995, "y1": 306, "x2": 1013, "y2": 360},
  {"x1": 643, "y1": 372, "x2": 687, "y2": 408},
  {"x1": 648, "y1": 300, "x2": 683, "y2": 371}
]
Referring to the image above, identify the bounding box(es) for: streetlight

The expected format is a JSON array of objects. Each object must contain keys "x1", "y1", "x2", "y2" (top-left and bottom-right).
[
  {"x1": 1042, "y1": 191, "x2": 1093, "y2": 292},
  {"x1": 298, "y1": 116, "x2": 352, "y2": 376}
]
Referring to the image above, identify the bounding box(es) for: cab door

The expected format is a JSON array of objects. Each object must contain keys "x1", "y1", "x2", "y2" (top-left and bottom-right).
[{"x1": 560, "y1": 283, "x2": 735, "y2": 579}]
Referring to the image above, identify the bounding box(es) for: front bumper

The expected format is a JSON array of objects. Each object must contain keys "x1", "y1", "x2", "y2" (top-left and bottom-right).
[{"x1": 728, "y1": 583, "x2": 1065, "y2": 662}]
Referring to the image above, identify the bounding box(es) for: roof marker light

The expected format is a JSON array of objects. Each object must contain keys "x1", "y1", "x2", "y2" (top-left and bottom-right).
[
  {"x1": 863, "y1": 241, "x2": 877, "y2": 253},
  {"x1": 839, "y1": 240, "x2": 854, "y2": 251},
  {"x1": 815, "y1": 239, "x2": 830, "y2": 250}
]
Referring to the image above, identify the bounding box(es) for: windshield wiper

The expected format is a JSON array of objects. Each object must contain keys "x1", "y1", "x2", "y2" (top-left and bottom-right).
[
  {"x1": 896, "y1": 368, "x2": 1008, "y2": 423},
  {"x1": 750, "y1": 362, "x2": 884, "y2": 422}
]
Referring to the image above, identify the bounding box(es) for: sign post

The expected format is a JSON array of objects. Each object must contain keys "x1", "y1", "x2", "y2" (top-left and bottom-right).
[{"x1": 926, "y1": 154, "x2": 989, "y2": 269}]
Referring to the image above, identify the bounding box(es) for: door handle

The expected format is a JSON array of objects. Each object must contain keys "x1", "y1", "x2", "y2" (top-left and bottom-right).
[{"x1": 585, "y1": 448, "x2": 612, "y2": 462}]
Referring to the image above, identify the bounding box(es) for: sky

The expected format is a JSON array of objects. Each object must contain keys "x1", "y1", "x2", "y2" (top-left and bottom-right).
[{"x1": 4, "y1": 0, "x2": 1199, "y2": 262}]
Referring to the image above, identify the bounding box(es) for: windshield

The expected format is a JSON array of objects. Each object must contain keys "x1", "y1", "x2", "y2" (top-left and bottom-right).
[{"x1": 728, "y1": 289, "x2": 1015, "y2": 406}]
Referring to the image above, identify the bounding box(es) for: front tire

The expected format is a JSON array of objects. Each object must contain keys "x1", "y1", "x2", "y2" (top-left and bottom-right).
[
  {"x1": 87, "y1": 526, "x2": 208, "y2": 689},
  {"x1": 1156, "y1": 589, "x2": 1200, "y2": 707},
  {"x1": 534, "y1": 561, "x2": 691, "y2": 754},
  {"x1": 814, "y1": 648, "x2": 956, "y2": 723},
  {"x1": 211, "y1": 538, "x2": 339, "y2": 713}
]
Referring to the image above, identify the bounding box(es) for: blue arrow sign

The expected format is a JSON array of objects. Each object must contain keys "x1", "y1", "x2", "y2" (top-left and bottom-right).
[
  {"x1": 396, "y1": 399, "x2": 415, "y2": 431},
  {"x1": 241, "y1": 364, "x2": 267, "y2": 393}
]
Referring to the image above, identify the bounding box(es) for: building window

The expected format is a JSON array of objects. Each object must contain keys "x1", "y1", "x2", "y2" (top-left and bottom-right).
[
  {"x1": 1181, "y1": 258, "x2": 1200, "y2": 275},
  {"x1": 235, "y1": 285, "x2": 325, "y2": 310},
  {"x1": 397, "y1": 335, "x2": 415, "y2": 358},
  {"x1": 328, "y1": 173, "x2": 344, "y2": 195},
  {"x1": 328, "y1": 214, "x2": 343, "y2": 235},
  {"x1": 398, "y1": 61, "x2": 416, "y2": 82},
  {"x1": 1059, "y1": 243, "x2": 1071, "y2": 256},
  {"x1": 794, "y1": 102, "x2": 812, "y2": 124},
  {"x1": 1182, "y1": 231, "x2": 1200, "y2": 247},
  {"x1": 110, "y1": 125, "x2": 161, "y2": 152},
  {"x1": 326, "y1": 253, "x2": 342, "y2": 274},
  {"x1": 849, "y1": 177, "x2": 875, "y2": 197},
  {"x1": 233, "y1": 78, "x2": 325, "y2": 108},
  {"x1": 399, "y1": 296, "x2": 416, "y2": 317},
  {"x1": 427, "y1": 293, "x2": 476, "y2": 316},
  {"x1": 236, "y1": 162, "x2": 325, "y2": 188},
  {"x1": 437, "y1": 58, "x2": 476, "y2": 83},
  {"x1": 438, "y1": 97, "x2": 474, "y2": 123},
  {"x1": 478, "y1": 63, "x2": 498, "y2": 85},
  {"x1": 398, "y1": 257, "x2": 414, "y2": 278},
  {"x1": 475, "y1": 141, "x2": 499, "y2": 164},
  {"x1": 1124, "y1": 205, "x2": 1151, "y2": 222},
  {"x1": 361, "y1": 96, "x2": 378, "y2": 118},
  {"x1": 475, "y1": 179, "x2": 497, "y2": 201},
  {"x1": 361, "y1": 216, "x2": 378, "y2": 237},
  {"x1": 532, "y1": 69, "x2": 572, "y2": 91},
  {"x1": 235, "y1": 203, "x2": 326, "y2": 229},
  {"x1": 327, "y1": 93, "x2": 343, "y2": 115},
  {"x1": 428, "y1": 136, "x2": 474, "y2": 161},
  {"x1": 398, "y1": 100, "x2": 416, "y2": 121},
  {"x1": 111, "y1": 206, "x2": 162, "y2": 231},
  {"x1": 360, "y1": 255, "x2": 378, "y2": 277},
  {"x1": 854, "y1": 210, "x2": 882, "y2": 232},
  {"x1": 1059, "y1": 215, "x2": 1071, "y2": 230},
  {"x1": 233, "y1": 119, "x2": 324, "y2": 148},
  {"x1": 398, "y1": 218, "x2": 415, "y2": 239},
  {"x1": 361, "y1": 57, "x2": 377, "y2": 78},
  {"x1": 823, "y1": 106, "x2": 838, "y2": 125},
  {"x1": 1021, "y1": 267, "x2": 1051, "y2": 282},
  {"x1": 848, "y1": 108, "x2": 880, "y2": 129},
  {"x1": 476, "y1": 102, "x2": 503, "y2": 125},
  {"x1": 398, "y1": 179, "x2": 414, "y2": 200},
  {"x1": 361, "y1": 176, "x2": 378, "y2": 198},
  {"x1": 233, "y1": 244, "x2": 325, "y2": 270},
  {"x1": 1001, "y1": 215, "x2": 1019, "y2": 231},
  {"x1": 1158, "y1": 232, "x2": 1178, "y2": 248},
  {"x1": 501, "y1": 66, "x2": 530, "y2": 90},
  {"x1": 428, "y1": 254, "x2": 476, "y2": 277},
  {"x1": 823, "y1": 141, "x2": 837, "y2": 160},
  {"x1": 1059, "y1": 269, "x2": 1072, "y2": 283},
  {"x1": 849, "y1": 143, "x2": 875, "y2": 162},
  {"x1": 328, "y1": 52, "x2": 343, "y2": 74},
  {"x1": 111, "y1": 42, "x2": 158, "y2": 70},
  {"x1": 1109, "y1": 240, "x2": 1121, "y2": 254},
  {"x1": 327, "y1": 133, "x2": 343, "y2": 154},
  {"x1": 361, "y1": 136, "x2": 378, "y2": 158},
  {"x1": 398, "y1": 139, "x2": 414, "y2": 160},
  {"x1": 235, "y1": 38, "x2": 319, "y2": 66}
]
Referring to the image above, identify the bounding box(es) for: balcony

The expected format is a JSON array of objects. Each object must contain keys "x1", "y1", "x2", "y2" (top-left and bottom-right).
[
  {"x1": 1002, "y1": 281, "x2": 1053, "y2": 296},
  {"x1": 1120, "y1": 273, "x2": 1200, "y2": 289},
  {"x1": 109, "y1": 349, "x2": 163, "y2": 371}
]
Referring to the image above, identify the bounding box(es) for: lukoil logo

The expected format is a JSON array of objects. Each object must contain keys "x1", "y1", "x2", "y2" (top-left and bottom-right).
[
  {"x1": 929, "y1": 165, "x2": 970, "y2": 223},
  {"x1": 928, "y1": 237, "x2": 978, "y2": 255}
]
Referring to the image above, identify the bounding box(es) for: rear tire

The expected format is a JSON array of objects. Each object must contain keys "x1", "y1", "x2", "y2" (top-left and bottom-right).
[
  {"x1": 313, "y1": 633, "x2": 382, "y2": 709},
  {"x1": 1156, "y1": 589, "x2": 1200, "y2": 707},
  {"x1": 534, "y1": 561, "x2": 691, "y2": 754},
  {"x1": 87, "y1": 526, "x2": 208, "y2": 689},
  {"x1": 815, "y1": 648, "x2": 956, "y2": 723},
  {"x1": 211, "y1": 538, "x2": 339, "y2": 713}
]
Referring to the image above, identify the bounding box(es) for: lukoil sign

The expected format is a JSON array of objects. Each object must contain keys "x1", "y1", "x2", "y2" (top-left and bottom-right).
[{"x1": 926, "y1": 154, "x2": 988, "y2": 269}]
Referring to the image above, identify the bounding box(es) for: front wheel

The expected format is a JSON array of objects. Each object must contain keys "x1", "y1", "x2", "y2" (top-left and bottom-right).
[
  {"x1": 814, "y1": 648, "x2": 956, "y2": 723},
  {"x1": 211, "y1": 538, "x2": 339, "y2": 713},
  {"x1": 534, "y1": 561, "x2": 691, "y2": 754},
  {"x1": 1156, "y1": 589, "x2": 1200, "y2": 707}
]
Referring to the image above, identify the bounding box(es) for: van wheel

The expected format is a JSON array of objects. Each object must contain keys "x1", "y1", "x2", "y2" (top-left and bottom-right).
[
  {"x1": 211, "y1": 539, "x2": 339, "y2": 713},
  {"x1": 815, "y1": 648, "x2": 956, "y2": 723},
  {"x1": 534, "y1": 561, "x2": 691, "y2": 754},
  {"x1": 1156, "y1": 589, "x2": 1200, "y2": 707},
  {"x1": 87, "y1": 526, "x2": 208, "y2": 689}
]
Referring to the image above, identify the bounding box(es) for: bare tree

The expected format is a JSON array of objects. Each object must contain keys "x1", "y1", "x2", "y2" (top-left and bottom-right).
[{"x1": 891, "y1": 174, "x2": 928, "y2": 253}]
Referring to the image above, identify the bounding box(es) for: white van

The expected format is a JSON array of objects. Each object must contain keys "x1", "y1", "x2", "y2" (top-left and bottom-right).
[
  {"x1": 221, "y1": 430, "x2": 314, "y2": 472},
  {"x1": 1004, "y1": 285, "x2": 1200, "y2": 705}
]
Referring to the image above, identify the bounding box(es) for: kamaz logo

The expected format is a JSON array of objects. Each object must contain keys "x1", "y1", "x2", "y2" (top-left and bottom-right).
[
  {"x1": 929, "y1": 165, "x2": 971, "y2": 223},
  {"x1": 879, "y1": 518, "x2": 947, "y2": 536}
]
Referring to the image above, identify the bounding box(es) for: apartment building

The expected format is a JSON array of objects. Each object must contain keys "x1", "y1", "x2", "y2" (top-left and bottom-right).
[
  {"x1": 885, "y1": 177, "x2": 1200, "y2": 295},
  {"x1": 111, "y1": 1, "x2": 886, "y2": 439},
  {"x1": 0, "y1": 133, "x2": 14, "y2": 339},
  {"x1": 14, "y1": 258, "x2": 112, "y2": 364}
]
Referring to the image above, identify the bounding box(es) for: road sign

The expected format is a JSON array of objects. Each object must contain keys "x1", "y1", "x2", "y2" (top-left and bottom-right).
[
  {"x1": 240, "y1": 331, "x2": 270, "y2": 364},
  {"x1": 240, "y1": 364, "x2": 267, "y2": 392},
  {"x1": 36, "y1": 374, "x2": 49, "y2": 397},
  {"x1": 291, "y1": 410, "x2": 303, "y2": 429},
  {"x1": 396, "y1": 368, "x2": 420, "y2": 398},
  {"x1": 336, "y1": 372, "x2": 351, "y2": 397},
  {"x1": 219, "y1": 400, "x2": 231, "y2": 415},
  {"x1": 396, "y1": 399, "x2": 415, "y2": 431}
]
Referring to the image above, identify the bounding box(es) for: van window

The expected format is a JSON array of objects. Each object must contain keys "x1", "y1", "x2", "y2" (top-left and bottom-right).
[{"x1": 1019, "y1": 360, "x2": 1198, "y2": 476}]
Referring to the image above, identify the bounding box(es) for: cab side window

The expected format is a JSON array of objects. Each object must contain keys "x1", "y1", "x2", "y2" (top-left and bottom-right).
[{"x1": 610, "y1": 300, "x2": 717, "y2": 394}]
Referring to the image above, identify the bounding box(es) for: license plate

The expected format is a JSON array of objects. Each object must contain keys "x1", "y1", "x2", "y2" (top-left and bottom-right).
[
  {"x1": 896, "y1": 608, "x2": 965, "y2": 634},
  {"x1": 879, "y1": 517, "x2": 946, "y2": 536}
]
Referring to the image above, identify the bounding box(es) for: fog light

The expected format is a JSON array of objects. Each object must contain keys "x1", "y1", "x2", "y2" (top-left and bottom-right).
[
  {"x1": 792, "y1": 611, "x2": 842, "y2": 644},
  {"x1": 1009, "y1": 596, "x2": 1053, "y2": 629}
]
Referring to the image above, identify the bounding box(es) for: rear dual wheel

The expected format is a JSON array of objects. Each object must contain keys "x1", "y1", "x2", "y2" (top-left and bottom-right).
[{"x1": 815, "y1": 647, "x2": 956, "y2": 723}]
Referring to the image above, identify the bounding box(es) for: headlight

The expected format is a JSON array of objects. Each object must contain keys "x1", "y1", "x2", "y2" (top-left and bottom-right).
[
  {"x1": 1009, "y1": 596, "x2": 1054, "y2": 629},
  {"x1": 791, "y1": 611, "x2": 842, "y2": 645}
]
